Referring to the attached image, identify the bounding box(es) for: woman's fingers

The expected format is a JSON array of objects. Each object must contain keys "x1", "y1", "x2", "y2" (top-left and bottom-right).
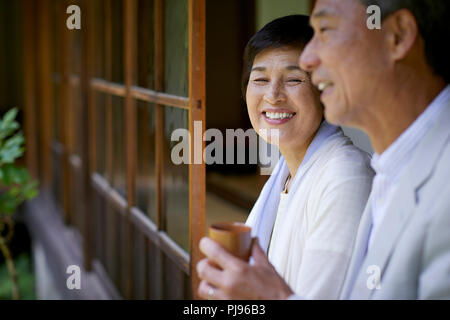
[
  {"x1": 199, "y1": 237, "x2": 244, "y2": 270},
  {"x1": 196, "y1": 258, "x2": 223, "y2": 287}
]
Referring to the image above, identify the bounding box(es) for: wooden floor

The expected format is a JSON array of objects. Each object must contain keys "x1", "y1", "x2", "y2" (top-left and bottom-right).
[
  {"x1": 206, "y1": 191, "x2": 248, "y2": 228},
  {"x1": 206, "y1": 171, "x2": 268, "y2": 211},
  {"x1": 205, "y1": 171, "x2": 268, "y2": 230}
]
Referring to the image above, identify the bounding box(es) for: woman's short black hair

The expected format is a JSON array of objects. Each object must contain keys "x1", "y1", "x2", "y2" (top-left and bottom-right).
[{"x1": 241, "y1": 15, "x2": 313, "y2": 99}]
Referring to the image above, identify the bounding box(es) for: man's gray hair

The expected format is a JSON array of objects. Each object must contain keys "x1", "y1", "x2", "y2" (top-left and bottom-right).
[{"x1": 360, "y1": 0, "x2": 450, "y2": 83}]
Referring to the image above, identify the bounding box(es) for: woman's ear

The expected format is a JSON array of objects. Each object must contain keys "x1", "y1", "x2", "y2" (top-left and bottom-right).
[{"x1": 383, "y1": 9, "x2": 419, "y2": 62}]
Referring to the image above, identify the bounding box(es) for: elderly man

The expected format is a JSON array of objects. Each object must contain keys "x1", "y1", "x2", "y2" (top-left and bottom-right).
[{"x1": 197, "y1": 0, "x2": 450, "y2": 300}]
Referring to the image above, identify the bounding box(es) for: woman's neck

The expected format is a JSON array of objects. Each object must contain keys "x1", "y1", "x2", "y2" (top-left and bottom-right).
[
  {"x1": 278, "y1": 127, "x2": 319, "y2": 190},
  {"x1": 279, "y1": 139, "x2": 311, "y2": 183}
]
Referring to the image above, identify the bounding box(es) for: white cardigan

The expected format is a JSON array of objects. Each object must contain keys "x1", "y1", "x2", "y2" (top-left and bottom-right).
[{"x1": 246, "y1": 123, "x2": 374, "y2": 299}]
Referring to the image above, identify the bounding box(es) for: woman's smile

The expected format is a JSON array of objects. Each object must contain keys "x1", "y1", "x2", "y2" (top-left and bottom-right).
[{"x1": 262, "y1": 110, "x2": 297, "y2": 125}]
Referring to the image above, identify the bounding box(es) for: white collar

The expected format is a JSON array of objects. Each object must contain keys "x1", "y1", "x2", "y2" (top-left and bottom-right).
[{"x1": 371, "y1": 85, "x2": 450, "y2": 181}]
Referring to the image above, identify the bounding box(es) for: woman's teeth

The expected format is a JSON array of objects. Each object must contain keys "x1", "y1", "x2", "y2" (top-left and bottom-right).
[{"x1": 265, "y1": 112, "x2": 295, "y2": 120}]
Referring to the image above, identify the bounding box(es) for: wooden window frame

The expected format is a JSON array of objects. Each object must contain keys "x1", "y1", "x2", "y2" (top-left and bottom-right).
[{"x1": 42, "y1": 0, "x2": 206, "y2": 299}]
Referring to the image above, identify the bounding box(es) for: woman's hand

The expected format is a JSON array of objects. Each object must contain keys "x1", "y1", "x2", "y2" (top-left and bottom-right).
[{"x1": 196, "y1": 237, "x2": 294, "y2": 300}]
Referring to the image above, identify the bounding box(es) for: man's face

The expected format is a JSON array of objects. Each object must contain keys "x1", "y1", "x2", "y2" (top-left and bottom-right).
[{"x1": 300, "y1": 0, "x2": 389, "y2": 128}]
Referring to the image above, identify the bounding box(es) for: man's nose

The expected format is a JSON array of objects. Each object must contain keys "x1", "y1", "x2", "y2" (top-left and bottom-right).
[
  {"x1": 264, "y1": 82, "x2": 285, "y2": 104},
  {"x1": 299, "y1": 41, "x2": 320, "y2": 73}
]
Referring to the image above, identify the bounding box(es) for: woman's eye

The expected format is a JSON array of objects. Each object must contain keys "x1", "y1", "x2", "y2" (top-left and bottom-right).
[
  {"x1": 319, "y1": 26, "x2": 329, "y2": 33},
  {"x1": 287, "y1": 79, "x2": 303, "y2": 83},
  {"x1": 253, "y1": 79, "x2": 269, "y2": 83}
]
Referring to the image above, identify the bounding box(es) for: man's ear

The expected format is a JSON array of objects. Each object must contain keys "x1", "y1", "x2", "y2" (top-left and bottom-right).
[{"x1": 383, "y1": 9, "x2": 419, "y2": 61}]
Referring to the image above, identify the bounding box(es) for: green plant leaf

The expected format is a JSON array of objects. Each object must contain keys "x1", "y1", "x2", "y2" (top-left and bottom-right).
[
  {"x1": 2, "y1": 108, "x2": 18, "y2": 124},
  {"x1": 0, "y1": 108, "x2": 39, "y2": 215},
  {"x1": 9, "y1": 186, "x2": 21, "y2": 197},
  {"x1": 0, "y1": 164, "x2": 30, "y2": 186},
  {"x1": 0, "y1": 145, "x2": 24, "y2": 164},
  {"x1": 23, "y1": 180, "x2": 39, "y2": 200},
  {"x1": 0, "y1": 192, "x2": 19, "y2": 214},
  {"x1": 4, "y1": 132, "x2": 24, "y2": 149},
  {"x1": 0, "y1": 108, "x2": 20, "y2": 143}
]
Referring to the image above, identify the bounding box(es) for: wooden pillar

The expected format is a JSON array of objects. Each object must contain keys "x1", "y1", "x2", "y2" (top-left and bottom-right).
[
  {"x1": 80, "y1": 0, "x2": 95, "y2": 271},
  {"x1": 36, "y1": 0, "x2": 54, "y2": 187},
  {"x1": 124, "y1": 0, "x2": 138, "y2": 299},
  {"x1": 188, "y1": 0, "x2": 206, "y2": 300},
  {"x1": 22, "y1": 0, "x2": 38, "y2": 179},
  {"x1": 61, "y1": 0, "x2": 73, "y2": 224},
  {"x1": 154, "y1": 0, "x2": 165, "y2": 232},
  {"x1": 105, "y1": 0, "x2": 114, "y2": 184}
]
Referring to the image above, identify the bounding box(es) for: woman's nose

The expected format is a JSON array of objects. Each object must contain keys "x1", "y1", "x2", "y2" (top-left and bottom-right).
[{"x1": 264, "y1": 82, "x2": 286, "y2": 105}]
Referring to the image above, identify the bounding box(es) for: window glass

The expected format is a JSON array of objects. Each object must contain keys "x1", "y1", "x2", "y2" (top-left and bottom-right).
[
  {"x1": 95, "y1": 92, "x2": 107, "y2": 176},
  {"x1": 136, "y1": 101, "x2": 157, "y2": 221},
  {"x1": 164, "y1": 0, "x2": 188, "y2": 97},
  {"x1": 111, "y1": 96, "x2": 126, "y2": 197},
  {"x1": 163, "y1": 106, "x2": 189, "y2": 252}
]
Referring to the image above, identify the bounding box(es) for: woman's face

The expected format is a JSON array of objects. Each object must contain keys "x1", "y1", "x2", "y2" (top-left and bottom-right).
[{"x1": 246, "y1": 47, "x2": 323, "y2": 152}]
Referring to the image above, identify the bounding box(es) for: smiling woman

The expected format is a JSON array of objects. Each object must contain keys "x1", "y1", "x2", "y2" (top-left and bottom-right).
[
  {"x1": 197, "y1": 15, "x2": 375, "y2": 300},
  {"x1": 246, "y1": 46, "x2": 322, "y2": 169}
]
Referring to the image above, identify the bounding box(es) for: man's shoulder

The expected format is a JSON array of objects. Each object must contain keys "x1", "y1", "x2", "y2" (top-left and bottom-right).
[
  {"x1": 421, "y1": 133, "x2": 450, "y2": 193},
  {"x1": 405, "y1": 105, "x2": 450, "y2": 202},
  {"x1": 410, "y1": 133, "x2": 450, "y2": 225},
  {"x1": 433, "y1": 132, "x2": 450, "y2": 174}
]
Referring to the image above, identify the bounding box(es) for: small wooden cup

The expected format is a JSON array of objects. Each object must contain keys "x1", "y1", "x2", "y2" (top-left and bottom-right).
[{"x1": 209, "y1": 222, "x2": 252, "y2": 262}]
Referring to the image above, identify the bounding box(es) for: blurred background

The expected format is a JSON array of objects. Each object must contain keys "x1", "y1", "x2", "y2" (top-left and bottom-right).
[{"x1": 0, "y1": 0, "x2": 372, "y2": 300}]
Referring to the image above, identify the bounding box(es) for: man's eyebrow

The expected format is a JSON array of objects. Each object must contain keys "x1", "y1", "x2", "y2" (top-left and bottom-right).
[
  {"x1": 311, "y1": 9, "x2": 334, "y2": 19},
  {"x1": 251, "y1": 66, "x2": 265, "y2": 72}
]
